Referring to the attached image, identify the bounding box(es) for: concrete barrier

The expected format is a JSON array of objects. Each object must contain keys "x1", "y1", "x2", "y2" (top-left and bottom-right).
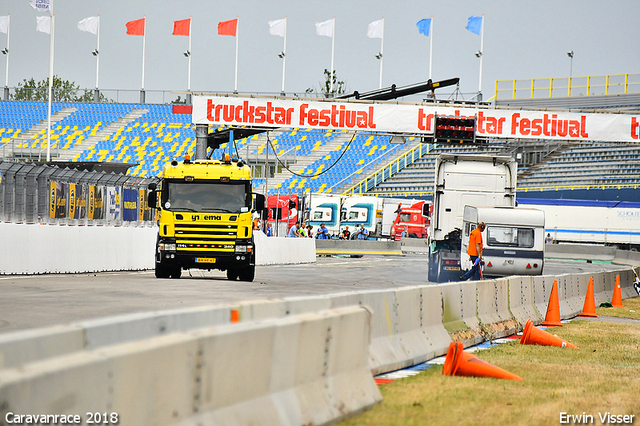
[
  {"x1": 0, "y1": 305, "x2": 234, "y2": 369},
  {"x1": 477, "y1": 279, "x2": 517, "y2": 338},
  {"x1": 507, "y1": 276, "x2": 543, "y2": 326},
  {"x1": 440, "y1": 282, "x2": 482, "y2": 346},
  {"x1": 0, "y1": 307, "x2": 381, "y2": 426},
  {"x1": 254, "y1": 231, "x2": 316, "y2": 265},
  {"x1": 315, "y1": 240, "x2": 403, "y2": 256},
  {"x1": 546, "y1": 243, "x2": 617, "y2": 261},
  {"x1": 0, "y1": 224, "x2": 315, "y2": 276},
  {"x1": 400, "y1": 237, "x2": 429, "y2": 253},
  {"x1": 0, "y1": 223, "x2": 157, "y2": 275},
  {"x1": 619, "y1": 268, "x2": 639, "y2": 299}
]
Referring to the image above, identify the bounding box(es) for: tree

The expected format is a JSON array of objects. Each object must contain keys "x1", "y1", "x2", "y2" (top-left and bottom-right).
[
  {"x1": 306, "y1": 69, "x2": 346, "y2": 98},
  {"x1": 12, "y1": 76, "x2": 109, "y2": 103}
]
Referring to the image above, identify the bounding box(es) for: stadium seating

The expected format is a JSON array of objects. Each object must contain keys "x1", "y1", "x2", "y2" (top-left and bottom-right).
[{"x1": 2, "y1": 101, "x2": 640, "y2": 199}]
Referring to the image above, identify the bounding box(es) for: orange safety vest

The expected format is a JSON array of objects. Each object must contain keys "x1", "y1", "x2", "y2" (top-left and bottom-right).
[{"x1": 468, "y1": 227, "x2": 483, "y2": 257}]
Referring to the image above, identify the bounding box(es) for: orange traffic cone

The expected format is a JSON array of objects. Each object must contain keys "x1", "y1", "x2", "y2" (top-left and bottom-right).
[
  {"x1": 541, "y1": 280, "x2": 563, "y2": 327},
  {"x1": 580, "y1": 277, "x2": 599, "y2": 318},
  {"x1": 611, "y1": 274, "x2": 624, "y2": 308},
  {"x1": 442, "y1": 342, "x2": 523, "y2": 381},
  {"x1": 520, "y1": 319, "x2": 578, "y2": 349}
]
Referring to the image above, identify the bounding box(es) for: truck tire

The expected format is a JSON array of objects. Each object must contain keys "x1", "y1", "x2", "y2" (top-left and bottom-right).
[
  {"x1": 239, "y1": 266, "x2": 255, "y2": 282},
  {"x1": 227, "y1": 269, "x2": 239, "y2": 281},
  {"x1": 170, "y1": 267, "x2": 182, "y2": 279},
  {"x1": 155, "y1": 262, "x2": 171, "y2": 279}
]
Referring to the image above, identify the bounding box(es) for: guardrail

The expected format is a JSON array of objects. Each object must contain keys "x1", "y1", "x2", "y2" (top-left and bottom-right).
[
  {"x1": 494, "y1": 73, "x2": 640, "y2": 100},
  {"x1": 1, "y1": 247, "x2": 638, "y2": 425},
  {"x1": 343, "y1": 141, "x2": 433, "y2": 196}
]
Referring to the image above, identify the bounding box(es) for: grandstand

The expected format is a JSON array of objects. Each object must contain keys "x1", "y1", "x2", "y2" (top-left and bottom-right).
[{"x1": 1, "y1": 98, "x2": 640, "y2": 202}]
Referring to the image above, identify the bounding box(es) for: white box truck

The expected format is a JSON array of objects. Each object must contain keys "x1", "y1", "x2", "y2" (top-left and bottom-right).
[{"x1": 427, "y1": 154, "x2": 518, "y2": 282}]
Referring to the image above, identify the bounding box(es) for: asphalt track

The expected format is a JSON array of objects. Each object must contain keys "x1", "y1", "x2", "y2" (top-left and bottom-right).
[{"x1": 0, "y1": 254, "x2": 626, "y2": 334}]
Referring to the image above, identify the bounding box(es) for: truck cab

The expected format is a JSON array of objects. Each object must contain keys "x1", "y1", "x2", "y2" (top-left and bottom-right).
[
  {"x1": 149, "y1": 155, "x2": 264, "y2": 282},
  {"x1": 390, "y1": 201, "x2": 431, "y2": 240}
]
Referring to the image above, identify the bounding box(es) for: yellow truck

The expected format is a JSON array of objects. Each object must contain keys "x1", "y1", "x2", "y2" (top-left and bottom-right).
[{"x1": 148, "y1": 154, "x2": 265, "y2": 281}]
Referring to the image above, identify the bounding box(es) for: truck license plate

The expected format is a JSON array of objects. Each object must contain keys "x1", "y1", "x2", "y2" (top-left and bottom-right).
[
  {"x1": 444, "y1": 266, "x2": 460, "y2": 271},
  {"x1": 195, "y1": 258, "x2": 216, "y2": 263}
]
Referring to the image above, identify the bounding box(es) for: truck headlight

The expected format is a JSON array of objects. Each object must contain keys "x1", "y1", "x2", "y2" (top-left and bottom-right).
[
  {"x1": 235, "y1": 245, "x2": 248, "y2": 253},
  {"x1": 160, "y1": 243, "x2": 177, "y2": 251}
]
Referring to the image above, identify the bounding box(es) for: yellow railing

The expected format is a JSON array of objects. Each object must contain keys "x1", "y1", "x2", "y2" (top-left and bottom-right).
[
  {"x1": 342, "y1": 141, "x2": 433, "y2": 196},
  {"x1": 494, "y1": 73, "x2": 640, "y2": 100},
  {"x1": 519, "y1": 183, "x2": 640, "y2": 192}
]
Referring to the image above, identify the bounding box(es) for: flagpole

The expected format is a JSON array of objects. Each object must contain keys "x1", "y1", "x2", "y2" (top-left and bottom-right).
[
  {"x1": 379, "y1": 18, "x2": 384, "y2": 89},
  {"x1": 329, "y1": 17, "x2": 335, "y2": 95},
  {"x1": 95, "y1": 15, "x2": 100, "y2": 90},
  {"x1": 281, "y1": 17, "x2": 287, "y2": 95},
  {"x1": 46, "y1": 13, "x2": 54, "y2": 162},
  {"x1": 4, "y1": 14, "x2": 10, "y2": 98},
  {"x1": 187, "y1": 17, "x2": 192, "y2": 93},
  {"x1": 141, "y1": 16, "x2": 146, "y2": 92},
  {"x1": 429, "y1": 16, "x2": 433, "y2": 80},
  {"x1": 478, "y1": 14, "x2": 484, "y2": 97},
  {"x1": 234, "y1": 16, "x2": 239, "y2": 93}
]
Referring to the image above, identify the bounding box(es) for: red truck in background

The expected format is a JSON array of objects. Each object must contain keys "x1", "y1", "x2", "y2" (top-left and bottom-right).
[
  {"x1": 266, "y1": 194, "x2": 300, "y2": 236},
  {"x1": 390, "y1": 201, "x2": 432, "y2": 241}
]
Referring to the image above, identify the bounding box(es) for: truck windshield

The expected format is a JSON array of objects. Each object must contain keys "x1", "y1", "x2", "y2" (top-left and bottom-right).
[{"x1": 162, "y1": 181, "x2": 250, "y2": 213}]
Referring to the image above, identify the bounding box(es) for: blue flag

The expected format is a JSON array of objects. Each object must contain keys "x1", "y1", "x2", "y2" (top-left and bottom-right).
[
  {"x1": 416, "y1": 18, "x2": 431, "y2": 36},
  {"x1": 466, "y1": 16, "x2": 482, "y2": 35}
]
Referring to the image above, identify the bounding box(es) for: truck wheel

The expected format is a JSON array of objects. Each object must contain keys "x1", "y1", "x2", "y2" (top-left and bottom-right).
[
  {"x1": 239, "y1": 266, "x2": 255, "y2": 282},
  {"x1": 227, "y1": 269, "x2": 239, "y2": 281},
  {"x1": 170, "y1": 267, "x2": 182, "y2": 279},
  {"x1": 155, "y1": 263, "x2": 171, "y2": 279}
]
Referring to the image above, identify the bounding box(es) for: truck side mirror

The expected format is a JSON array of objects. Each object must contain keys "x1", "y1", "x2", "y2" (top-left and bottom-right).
[
  {"x1": 148, "y1": 191, "x2": 157, "y2": 209},
  {"x1": 423, "y1": 203, "x2": 430, "y2": 217},
  {"x1": 254, "y1": 193, "x2": 266, "y2": 212}
]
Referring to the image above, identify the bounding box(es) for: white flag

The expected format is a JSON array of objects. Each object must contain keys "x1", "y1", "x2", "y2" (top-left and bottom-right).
[
  {"x1": 78, "y1": 16, "x2": 99, "y2": 35},
  {"x1": 315, "y1": 18, "x2": 334, "y2": 37},
  {"x1": 36, "y1": 16, "x2": 50, "y2": 34},
  {"x1": 29, "y1": 0, "x2": 52, "y2": 12},
  {"x1": 0, "y1": 16, "x2": 8, "y2": 34},
  {"x1": 268, "y1": 18, "x2": 286, "y2": 37},
  {"x1": 367, "y1": 19, "x2": 384, "y2": 39}
]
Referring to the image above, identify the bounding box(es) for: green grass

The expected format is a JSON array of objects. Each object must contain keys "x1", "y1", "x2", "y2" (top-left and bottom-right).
[
  {"x1": 339, "y1": 297, "x2": 640, "y2": 426},
  {"x1": 597, "y1": 296, "x2": 640, "y2": 320}
]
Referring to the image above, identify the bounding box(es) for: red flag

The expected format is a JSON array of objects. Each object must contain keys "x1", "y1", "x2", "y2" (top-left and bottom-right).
[
  {"x1": 126, "y1": 18, "x2": 145, "y2": 36},
  {"x1": 173, "y1": 18, "x2": 190, "y2": 36},
  {"x1": 218, "y1": 18, "x2": 237, "y2": 36}
]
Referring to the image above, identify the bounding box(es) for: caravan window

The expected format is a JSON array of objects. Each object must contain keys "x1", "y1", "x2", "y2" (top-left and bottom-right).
[
  {"x1": 486, "y1": 226, "x2": 534, "y2": 248},
  {"x1": 312, "y1": 211, "x2": 323, "y2": 220}
]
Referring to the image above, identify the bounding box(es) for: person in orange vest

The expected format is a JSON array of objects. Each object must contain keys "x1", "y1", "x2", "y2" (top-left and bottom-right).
[{"x1": 461, "y1": 222, "x2": 485, "y2": 281}]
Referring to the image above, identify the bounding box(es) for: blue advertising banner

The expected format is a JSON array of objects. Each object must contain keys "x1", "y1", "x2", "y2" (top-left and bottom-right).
[{"x1": 123, "y1": 188, "x2": 138, "y2": 221}]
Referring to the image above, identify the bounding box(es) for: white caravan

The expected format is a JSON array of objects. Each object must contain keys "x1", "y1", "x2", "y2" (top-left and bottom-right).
[{"x1": 461, "y1": 206, "x2": 545, "y2": 277}]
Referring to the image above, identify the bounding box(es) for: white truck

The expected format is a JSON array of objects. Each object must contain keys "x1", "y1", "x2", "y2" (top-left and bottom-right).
[
  {"x1": 340, "y1": 195, "x2": 405, "y2": 239},
  {"x1": 427, "y1": 154, "x2": 518, "y2": 283},
  {"x1": 307, "y1": 193, "x2": 345, "y2": 237},
  {"x1": 461, "y1": 206, "x2": 545, "y2": 277}
]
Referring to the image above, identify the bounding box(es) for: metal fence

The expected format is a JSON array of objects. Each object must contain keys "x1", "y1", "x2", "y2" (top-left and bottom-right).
[
  {"x1": 0, "y1": 162, "x2": 158, "y2": 226},
  {"x1": 494, "y1": 73, "x2": 640, "y2": 100}
]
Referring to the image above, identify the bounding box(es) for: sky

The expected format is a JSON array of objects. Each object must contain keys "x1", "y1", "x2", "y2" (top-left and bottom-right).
[{"x1": 0, "y1": 0, "x2": 638, "y2": 103}]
